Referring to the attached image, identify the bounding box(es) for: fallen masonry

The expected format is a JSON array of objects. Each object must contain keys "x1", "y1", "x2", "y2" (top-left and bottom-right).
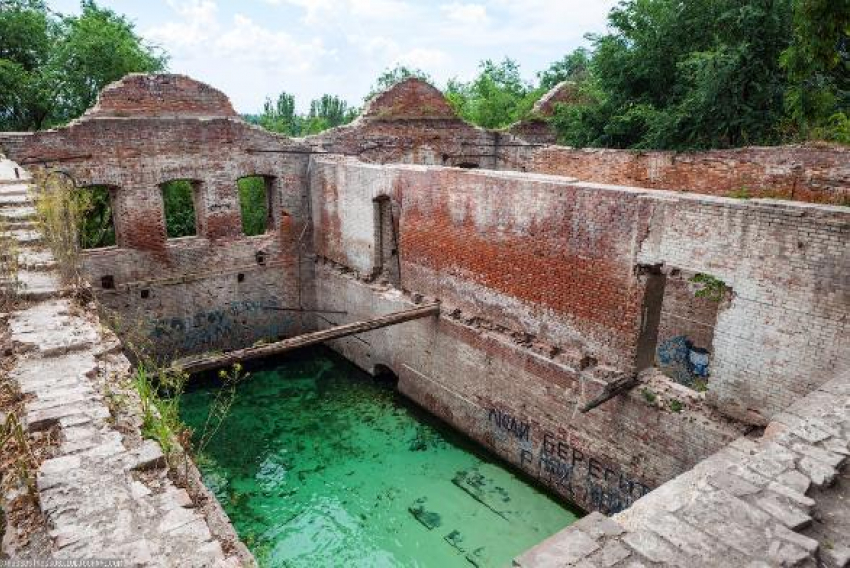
[{"x1": 0, "y1": 74, "x2": 847, "y2": 566}]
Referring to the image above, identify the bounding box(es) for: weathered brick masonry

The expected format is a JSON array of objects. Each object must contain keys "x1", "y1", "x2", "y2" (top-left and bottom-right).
[
  {"x1": 2, "y1": 75, "x2": 316, "y2": 358},
  {"x1": 1, "y1": 74, "x2": 847, "y2": 517},
  {"x1": 309, "y1": 157, "x2": 848, "y2": 512},
  {"x1": 506, "y1": 145, "x2": 850, "y2": 204}
]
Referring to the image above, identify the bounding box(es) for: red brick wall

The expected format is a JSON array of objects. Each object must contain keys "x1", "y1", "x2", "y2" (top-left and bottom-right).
[
  {"x1": 1, "y1": 76, "x2": 313, "y2": 357},
  {"x1": 506, "y1": 145, "x2": 850, "y2": 204},
  {"x1": 84, "y1": 74, "x2": 237, "y2": 119},
  {"x1": 397, "y1": 168, "x2": 648, "y2": 369}
]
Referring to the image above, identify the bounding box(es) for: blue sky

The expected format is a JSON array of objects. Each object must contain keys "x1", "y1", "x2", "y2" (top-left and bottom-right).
[{"x1": 46, "y1": 0, "x2": 617, "y2": 113}]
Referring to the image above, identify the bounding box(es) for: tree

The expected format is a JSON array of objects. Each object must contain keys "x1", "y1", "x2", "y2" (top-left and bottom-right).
[
  {"x1": 0, "y1": 0, "x2": 166, "y2": 131},
  {"x1": 0, "y1": 0, "x2": 56, "y2": 130},
  {"x1": 446, "y1": 58, "x2": 541, "y2": 129},
  {"x1": 538, "y1": 48, "x2": 591, "y2": 91},
  {"x1": 248, "y1": 92, "x2": 358, "y2": 136},
  {"x1": 256, "y1": 92, "x2": 299, "y2": 135},
  {"x1": 780, "y1": 0, "x2": 850, "y2": 142},
  {"x1": 303, "y1": 94, "x2": 358, "y2": 134},
  {"x1": 553, "y1": 0, "x2": 795, "y2": 150},
  {"x1": 366, "y1": 64, "x2": 433, "y2": 100}
]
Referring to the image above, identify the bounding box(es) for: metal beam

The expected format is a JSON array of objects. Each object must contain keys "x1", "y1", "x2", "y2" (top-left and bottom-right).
[{"x1": 174, "y1": 303, "x2": 440, "y2": 374}]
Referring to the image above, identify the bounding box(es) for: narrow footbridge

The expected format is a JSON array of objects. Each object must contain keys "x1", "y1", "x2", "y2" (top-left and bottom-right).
[{"x1": 174, "y1": 303, "x2": 440, "y2": 374}]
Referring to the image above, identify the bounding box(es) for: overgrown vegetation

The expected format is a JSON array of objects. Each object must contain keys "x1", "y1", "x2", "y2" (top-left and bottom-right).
[
  {"x1": 30, "y1": 169, "x2": 245, "y2": 477},
  {"x1": 238, "y1": 177, "x2": 269, "y2": 236},
  {"x1": 4, "y1": 0, "x2": 846, "y2": 148},
  {"x1": 161, "y1": 180, "x2": 197, "y2": 239},
  {"x1": 551, "y1": 0, "x2": 849, "y2": 149},
  {"x1": 31, "y1": 171, "x2": 85, "y2": 286},
  {"x1": 132, "y1": 360, "x2": 246, "y2": 476},
  {"x1": 0, "y1": 0, "x2": 167, "y2": 131},
  {"x1": 244, "y1": 92, "x2": 359, "y2": 136},
  {"x1": 0, "y1": 217, "x2": 19, "y2": 310},
  {"x1": 689, "y1": 274, "x2": 730, "y2": 303}
]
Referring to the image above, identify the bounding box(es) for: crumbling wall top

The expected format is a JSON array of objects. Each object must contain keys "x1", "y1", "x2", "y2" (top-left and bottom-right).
[
  {"x1": 83, "y1": 73, "x2": 238, "y2": 119},
  {"x1": 361, "y1": 78, "x2": 458, "y2": 120},
  {"x1": 531, "y1": 81, "x2": 585, "y2": 117}
]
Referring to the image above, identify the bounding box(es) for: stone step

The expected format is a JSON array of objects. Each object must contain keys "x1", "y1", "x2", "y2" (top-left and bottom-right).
[
  {"x1": 0, "y1": 183, "x2": 29, "y2": 197},
  {"x1": 0, "y1": 161, "x2": 30, "y2": 182},
  {"x1": 14, "y1": 270, "x2": 65, "y2": 301},
  {"x1": 1, "y1": 229, "x2": 42, "y2": 245},
  {"x1": 18, "y1": 248, "x2": 57, "y2": 271},
  {"x1": 0, "y1": 206, "x2": 36, "y2": 222},
  {"x1": 0, "y1": 193, "x2": 30, "y2": 206},
  {"x1": 4, "y1": 220, "x2": 35, "y2": 231}
]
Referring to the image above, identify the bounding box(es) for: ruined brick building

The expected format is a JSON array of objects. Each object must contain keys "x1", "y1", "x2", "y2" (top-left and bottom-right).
[{"x1": 1, "y1": 74, "x2": 847, "y2": 566}]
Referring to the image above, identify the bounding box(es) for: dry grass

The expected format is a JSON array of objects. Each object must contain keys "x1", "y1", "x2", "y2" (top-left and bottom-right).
[{"x1": 0, "y1": 321, "x2": 58, "y2": 557}]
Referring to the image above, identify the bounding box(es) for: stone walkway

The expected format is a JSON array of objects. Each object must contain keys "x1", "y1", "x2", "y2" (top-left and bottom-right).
[
  {"x1": 1, "y1": 157, "x2": 246, "y2": 566},
  {"x1": 514, "y1": 372, "x2": 849, "y2": 567}
]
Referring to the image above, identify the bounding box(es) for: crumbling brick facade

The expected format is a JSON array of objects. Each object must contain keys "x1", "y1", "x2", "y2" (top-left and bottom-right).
[{"x1": 1, "y1": 74, "x2": 847, "y2": 516}]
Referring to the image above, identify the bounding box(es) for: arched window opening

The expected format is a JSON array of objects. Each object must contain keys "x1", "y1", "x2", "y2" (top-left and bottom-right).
[
  {"x1": 76, "y1": 185, "x2": 116, "y2": 249},
  {"x1": 372, "y1": 195, "x2": 401, "y2": 287},
  {"x1": 238, "y1": 175, "x2": 273, "y2": 236},
  {"x1": 373, "y1": 364, "x2": 399, "y2": 388},
  {"x1": 160, "y1": 180, "x2": 199, "y2": 239}
]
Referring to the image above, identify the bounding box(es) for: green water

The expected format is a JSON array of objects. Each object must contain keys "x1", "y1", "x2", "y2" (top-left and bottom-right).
[{"x1": 180, "y1": 347, "x2": 581, "y2": 568}]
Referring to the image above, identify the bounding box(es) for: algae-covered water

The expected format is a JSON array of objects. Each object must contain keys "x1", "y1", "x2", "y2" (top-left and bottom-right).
[{"x1": 180, "y1": 347, "x2": 580, "y2": 567}]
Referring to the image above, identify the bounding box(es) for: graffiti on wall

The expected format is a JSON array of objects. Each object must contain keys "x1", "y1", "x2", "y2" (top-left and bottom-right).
[
  {"x1": 656, "y1": 335, "x2": 710, "y2": 388},
  {"x1": 148, "y1": 299, "x2": 295, "y2": 353},
  {"x1": 486, "y1": 408, "x2": 651, "y2": 514}
]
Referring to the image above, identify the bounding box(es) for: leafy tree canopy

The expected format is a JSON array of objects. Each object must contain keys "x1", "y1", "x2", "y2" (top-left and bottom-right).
[
  {"x1": 0, "y1": 0, "x2": 167, "y2": 131},
  {"x1": 366, "y1": 65, "x2": 433, "y2": 100},
  {"x1": 551, "y1": 0, "x2": 848, "y2": 149},
  {"x1": 246, "y1": 92, "x2": 359, "y2": 136},
  {"x1": 446, "y1": 57, "x2": 542, "y2": 129}
]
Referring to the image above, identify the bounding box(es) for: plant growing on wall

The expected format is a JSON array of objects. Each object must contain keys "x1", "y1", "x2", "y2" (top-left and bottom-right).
[
  {"x1": 31, "y1": 171, "x2": 86, "y2": 287},
  {"x1": 689, "y1": 273, "x2": 729, "y2": 302}
]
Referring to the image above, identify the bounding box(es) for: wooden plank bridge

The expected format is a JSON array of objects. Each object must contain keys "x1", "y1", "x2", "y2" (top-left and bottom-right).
[{"x1": 174, "y1": 303, "x2": 440, "y2": 374}]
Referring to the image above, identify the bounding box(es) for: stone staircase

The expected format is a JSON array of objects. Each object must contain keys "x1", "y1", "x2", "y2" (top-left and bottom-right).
[
  {"x1": 514, "y1": 374, "x2": 849, "y2": 567},
  {"x1": 1, "y1": 157, "x2": 249, "y2": 566},
  {"x1": 0, "y1": 171, "x2": 63, "y2": 301}
]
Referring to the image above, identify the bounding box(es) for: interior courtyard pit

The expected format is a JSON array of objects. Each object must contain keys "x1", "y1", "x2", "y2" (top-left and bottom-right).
[{"x1": 0, "y1": 74, "x2": 848, "y2": 567}]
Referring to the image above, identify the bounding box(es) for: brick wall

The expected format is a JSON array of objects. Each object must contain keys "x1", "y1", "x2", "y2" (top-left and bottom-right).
[
  {"x1": 1, "y1": 72, "x2": 846, "y2": 519},
  {"x1": 505, "y1": 145, "x2": 850, "y2": 204},
  {"x1": 312, "y1": 158, "x2": 849, "y2": 426},
  {"x1": 1, "y1": 76, "x2": 315, "y2": 358},
  {"x1": 313, "y1": 262, "x2": 744, "y2": 514}
]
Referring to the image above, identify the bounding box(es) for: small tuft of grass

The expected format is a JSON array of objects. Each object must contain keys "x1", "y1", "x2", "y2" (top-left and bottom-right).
[
  {"x1": 669, "y1": 399, "x2": 684, "y2": 413},
  {"x1": 641, "y1": 388, "x2": 657, "y2": 405}
]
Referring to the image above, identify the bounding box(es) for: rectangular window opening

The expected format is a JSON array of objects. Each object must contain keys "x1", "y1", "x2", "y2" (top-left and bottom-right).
[
  {"x1": 161, "y1": 180, "x2": 198, "y2": 239},
  {"x1": 238, "y1": 176, "x2": 272, "y2": 237},
  {"x1": 76, "y1": 185, "x2": 117, "y2": 250}
]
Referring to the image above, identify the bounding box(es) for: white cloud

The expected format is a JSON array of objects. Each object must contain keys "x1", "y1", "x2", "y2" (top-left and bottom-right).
[
  {"x1": 394, "y1": 48, "x2": 452, "y2": 71},
  {"x1": 440, "y1": 3, "x2": 489, "y2": 25},
  {"x1": 146, "y1": 2, "x2": 327, "y2": 70},
  {"x1": 75, "y1": 0, "x2": 619, "y2": 112}
]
